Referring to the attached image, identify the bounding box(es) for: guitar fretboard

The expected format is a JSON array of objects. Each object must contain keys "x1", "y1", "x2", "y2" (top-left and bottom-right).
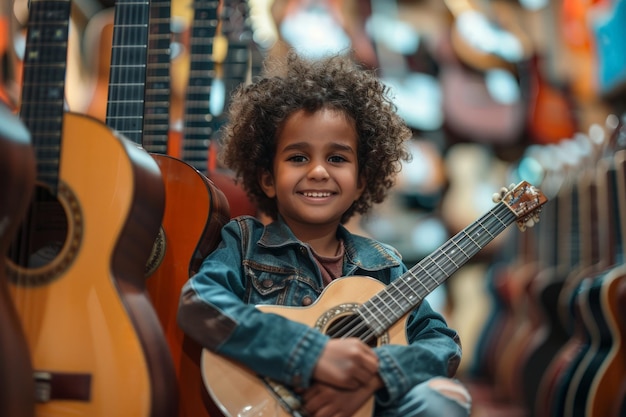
[
  {"x1": 105, "y1": 0, "x2": 150, "y2": 145},
  {"x1": 179, "y1": 0, "x2": 219, "y2": 173},
  {"x1": 19, "y1": 0, "x2": 72, "y2": 193},
  {"x1": 358, "y1": 199, "x2": 518, "y2": 336},
  {"x1": 143, "y1": 0, "x2": 171, "y2": 154}
]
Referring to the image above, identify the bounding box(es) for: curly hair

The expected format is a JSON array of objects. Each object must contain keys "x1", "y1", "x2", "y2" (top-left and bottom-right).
[{"x1": 219, "y1": 50, "x2": 412, "y2": 223}]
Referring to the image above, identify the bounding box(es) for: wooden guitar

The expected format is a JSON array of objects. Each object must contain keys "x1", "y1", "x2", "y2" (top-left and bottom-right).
[
  {"x1": 201, "y1": 181, "x2": 548, "y2": 417},
  {"x1": 556, "y1": 128, "x2": 626, "y2": 417},
  {"x1": 7, "y1": 0, "x2": 177, "y2": 415},
  {"x1": 0, "y1": 103, "x2": 36, "y2": 417},
  {"x1": 0, "y1": 6, "x2": 36, "y2": 416},
  {"x1": 534, "y1": 130, "x2": 607, "y2": 417},
  {"x1": 561, "y1": 152, "x2": 626, "y2": 417},
  {"x1": 102, "y1": 2, "x2": 230, "y2": 416}
]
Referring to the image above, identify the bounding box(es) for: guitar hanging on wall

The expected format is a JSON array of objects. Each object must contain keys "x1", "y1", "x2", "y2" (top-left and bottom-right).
[
  {"x1": 201, "y1": 181, "x2": 548, "y2": 417},
  {"x1": 6, "y1": 0, "x2": 177, "y2": 415}
]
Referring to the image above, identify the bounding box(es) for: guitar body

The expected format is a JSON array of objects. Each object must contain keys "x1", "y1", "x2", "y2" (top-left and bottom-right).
[
  {"x1": 8, "y1": 113, "x2": 176, "y2": 417},
  {"x1": 562, "y1": 267, "x2": 626, "y2": 417},
  {"x1": 145, "y1": 154, "x2": 230, "y2": 417},
  {"x1": 492, "y1": 261, "x2": 541, "y2": 403},
  {"x1": 0, "y1": 103, "x2": 35, "y2": 417},
  {"x1": 520, "y1": 267, "x2": 568, "y2": 410},
  {"x1": 202, "y1": 276, "x2": 408, "y2": 417},
  {"x1": 534, "y1": 264, "x2": 594, "y2": 417}
]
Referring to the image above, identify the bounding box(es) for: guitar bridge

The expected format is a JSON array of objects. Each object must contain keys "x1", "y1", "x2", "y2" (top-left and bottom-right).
[{"x1": 262, "y1": 378, "x2": 308, "y2": 417}]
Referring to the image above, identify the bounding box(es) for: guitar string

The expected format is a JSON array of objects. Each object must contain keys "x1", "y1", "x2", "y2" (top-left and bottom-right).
[
  {"x1": 108, "y1": 0, "x2": 149, "y2": 145},
  {"x1": 326, "y1": 202, "x2": 520, "y2": 342}
]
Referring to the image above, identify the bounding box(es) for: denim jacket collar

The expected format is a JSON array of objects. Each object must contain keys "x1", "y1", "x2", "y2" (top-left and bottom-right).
[{"x1": 258, "y1": 217, "x2": 401, "y2": 272}]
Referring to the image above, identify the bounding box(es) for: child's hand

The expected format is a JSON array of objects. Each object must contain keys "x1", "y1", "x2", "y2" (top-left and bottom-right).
[
  {"x1": 301, "y1": 377, "x2": 383, "y2": 417},
  {"x1": 311, "y1": 338, "x2": 380, "y2": 389}
]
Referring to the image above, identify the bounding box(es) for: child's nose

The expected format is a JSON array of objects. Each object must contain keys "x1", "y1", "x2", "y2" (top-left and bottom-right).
[{"x1": 308, "y1": 163, "x2": 330, "y2": 179}]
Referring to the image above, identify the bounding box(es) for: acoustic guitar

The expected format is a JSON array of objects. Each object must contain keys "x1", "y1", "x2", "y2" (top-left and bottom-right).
[
  {"x1": 0, "y1": 103, "x2": 36, "y2": 417},
  {"x1": 558, "y1": 149, "x2": 626, "y2": 417},
  {"x1": 102, "y1": 2, "x2": 230, "y2": 416},
  {"x1": 0, "y1": 7, "x2": 36, "y2": 417},
  {"x1": 7, "y1": 0, "x2": 177, "y2": 415},
  {"x1": 201, "y1": 181, "x2": 548, "y2": 417}
]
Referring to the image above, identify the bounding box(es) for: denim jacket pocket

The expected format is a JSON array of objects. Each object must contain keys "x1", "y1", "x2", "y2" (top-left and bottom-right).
[{"x1": 244, "y1": 261, "x2": 320, "y2": 306}]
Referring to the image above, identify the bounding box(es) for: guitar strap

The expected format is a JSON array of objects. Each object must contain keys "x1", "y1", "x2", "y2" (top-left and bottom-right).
[{"x1": 34, "y1": 371, "x2": 92, "y2": 403}]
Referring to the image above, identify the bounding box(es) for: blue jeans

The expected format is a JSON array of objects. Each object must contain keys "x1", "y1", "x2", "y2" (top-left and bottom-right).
[{"x1": 376, "y1": 378, "x2": 471, "y2": 417}]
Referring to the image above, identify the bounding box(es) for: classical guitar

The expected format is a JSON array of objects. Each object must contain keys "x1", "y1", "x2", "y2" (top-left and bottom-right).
[
  {"x1": 0, "y1": 103, "x2": 36, "y2": 417},
  {"x1": 534, "y1": 131, "x2": 607, "y2": 417},
  {"x1": 0, "y1": 7, "x2": 36, "y2": 417},
  {"x1": 201, "y1": 181, "x2": 548, "y2": 417},
  {"x1": 556, "y1": 127, "x2": 626, "y2": 417},
  {"x1": 102, "y1": 2, "x2": 230, "y2": 416},
  {"x1": 561, "y1": 151, "x2": 626, "y2": 417},
  {"x1": 7, "y1": 0, "x2": 176, "y2": 415}
]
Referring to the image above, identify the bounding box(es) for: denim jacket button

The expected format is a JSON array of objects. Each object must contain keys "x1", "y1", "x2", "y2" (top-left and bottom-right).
[
  {"x1": 261, "y1": 279, "x2": 273, "y2": 289},
  {"x1": 301, "y1": 296, "x2": 313, "y2": 306}
]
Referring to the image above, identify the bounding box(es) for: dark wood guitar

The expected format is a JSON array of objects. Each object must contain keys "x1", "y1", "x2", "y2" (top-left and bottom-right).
[
  {"x1": 556, "y1": 129, "x2": 626, "y2": 417},
  {"x1": 201, "y1": 181, "x2": 548, "y2": 417},
  {"x1": 0, "y1": 103, "x2": 36, "y2": 417},
  {"x1": 7, "y1": 0, "x2": 176, "y2": 415},
  {"x1": 102, "y1": 2, "x2": 230, "y2": 416},
  {"x1": 0, "y1": 6, "x2": 36, "y2": 416},
  {"x1": 534, "y1": 127, "x2": 611, "y2": 417}
]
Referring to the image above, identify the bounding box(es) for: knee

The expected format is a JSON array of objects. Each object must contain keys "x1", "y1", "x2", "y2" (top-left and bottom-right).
[{"x1": 427, "y1": 377, "x2": 472, "y2": 410}]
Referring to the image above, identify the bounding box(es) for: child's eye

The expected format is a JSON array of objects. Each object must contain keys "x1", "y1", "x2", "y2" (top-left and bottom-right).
[
  {"x1": 328, "y1": 155, "x2": 347, "y2": 163},
  {"x1": 288, "y1": 155, "x2": 308, "y2": 163}
]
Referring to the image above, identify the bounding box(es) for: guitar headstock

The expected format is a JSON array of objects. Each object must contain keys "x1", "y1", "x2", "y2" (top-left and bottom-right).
[{"x1": 492, "y1": 181, "x2": 548, "y2": 231}]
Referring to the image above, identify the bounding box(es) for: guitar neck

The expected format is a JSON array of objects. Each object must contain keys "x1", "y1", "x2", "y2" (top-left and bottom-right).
[
  {"x1": 179, "y1": 0, "x2": 220, "y2": 174},
  {"x1": 180, "y1": 0, "x2": 254, "y2": 173},
  {"x1": 19, "y1": 0, "x2": 71, "y2": 194},
  {"x1": 105, "y1": 0, "x2": 150, "y2": 146},
  {"x1": 358, "y1": 187, "x2": 535, "y2": 336},
  {"x1": 143, "y1": 0, "x2": 171, "y2": 154}
]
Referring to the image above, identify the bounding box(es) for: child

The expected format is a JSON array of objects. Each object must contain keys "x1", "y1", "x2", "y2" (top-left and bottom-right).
[{"x1": 177, "y1": 51, "x2": 471, "y2": 417}]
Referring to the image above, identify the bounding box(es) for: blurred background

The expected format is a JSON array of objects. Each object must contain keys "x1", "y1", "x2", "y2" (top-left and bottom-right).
[{"x1": 2, "y1": 0, "x2": 625, "y2": 416}]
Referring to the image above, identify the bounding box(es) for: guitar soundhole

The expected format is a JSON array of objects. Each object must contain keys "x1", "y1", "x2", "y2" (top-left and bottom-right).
[
  {"x1": 316, "y1": 305, "x2": 388, "y2": 348},
  {"x1": 6, "y1": 182, "x2": 83, "y2": 286}
]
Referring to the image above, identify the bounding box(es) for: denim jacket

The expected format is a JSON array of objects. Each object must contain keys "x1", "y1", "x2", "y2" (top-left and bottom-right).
[{"x1": 177, "y1": 215, "x2": 462, "y2": 404}]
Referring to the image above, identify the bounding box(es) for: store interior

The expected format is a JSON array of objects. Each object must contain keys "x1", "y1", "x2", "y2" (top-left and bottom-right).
[{"x1": 1, "y1": 0, "x2": 625, "y2": 416}]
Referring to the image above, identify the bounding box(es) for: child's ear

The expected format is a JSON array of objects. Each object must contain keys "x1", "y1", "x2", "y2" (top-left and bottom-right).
[
  {"x1": 259, "y1": 170, "x2": 277, "y2": 198},
  {"x1": 356, "y1": 174, "x2": 366, "y2": 199}
]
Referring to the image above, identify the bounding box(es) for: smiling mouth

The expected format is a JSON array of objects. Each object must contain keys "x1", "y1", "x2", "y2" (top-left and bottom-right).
[{"x1": 300, "y1": 191, "x2": 334, "y2": 198}]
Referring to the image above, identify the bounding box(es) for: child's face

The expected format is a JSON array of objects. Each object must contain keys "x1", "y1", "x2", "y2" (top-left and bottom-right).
[{"x1": 259, "y1": 108, "x2": 365, "y2": 232}]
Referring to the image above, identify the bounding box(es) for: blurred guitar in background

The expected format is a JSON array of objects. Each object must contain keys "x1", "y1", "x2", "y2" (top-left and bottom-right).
[
  {"x1": 0, "y1": 7, "x2": 36, "y2": 412},
  {"x1": 7, "y1": 0, "x2": 176, "y2": 415}
]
